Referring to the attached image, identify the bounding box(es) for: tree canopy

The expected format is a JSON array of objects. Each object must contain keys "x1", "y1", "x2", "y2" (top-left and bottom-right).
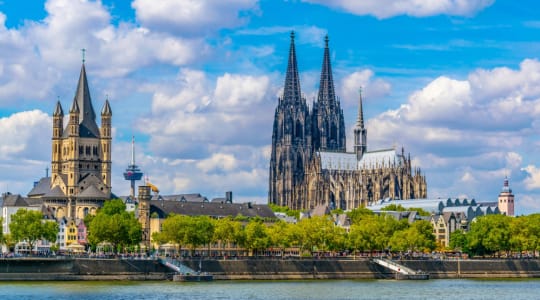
[
  {"x1": 87, "y1": 199, "x2": 142, "y2": 252},
  {"x1": 9, "y1": 209, "x2": 58, "y2": 251}
]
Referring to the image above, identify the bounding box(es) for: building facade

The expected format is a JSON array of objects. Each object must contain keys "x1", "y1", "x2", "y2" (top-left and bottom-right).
[
  {"x1": 269, "y1": 33, "x2": 427, "y2": 211},
  {"x1": 498, "y1": 177, "x2": 514, "y2": 216},
  {"x1": 28, "y1": 62, "x2": 112, "y2": 220}
]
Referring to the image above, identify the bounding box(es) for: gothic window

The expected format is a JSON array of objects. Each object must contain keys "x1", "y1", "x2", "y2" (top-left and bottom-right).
[
  {"x1": 295, "y1": 120, "x2": 302, "y2": 140},
  {"x1": 79, "y1": 146, "x2": 83, "y2": 155},
  {"x1": 85, "y1": 146, "x2": 91, "y2": 155},
  {"x1": 331, "y1": 123, "x2": 337, "y2": 142},
  {"x1": 93, "y1": 146, "x2": 98, "y2": 156}
]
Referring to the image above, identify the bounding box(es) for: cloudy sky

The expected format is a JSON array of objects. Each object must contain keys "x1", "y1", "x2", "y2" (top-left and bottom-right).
[{"x1": 0, "y1": 0, "x2": 539, "y2": 214}]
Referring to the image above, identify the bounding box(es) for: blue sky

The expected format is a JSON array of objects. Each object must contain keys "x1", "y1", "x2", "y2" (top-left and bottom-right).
[{"x1": 1, "y1": 0, "x2": 540, "y2": 215}]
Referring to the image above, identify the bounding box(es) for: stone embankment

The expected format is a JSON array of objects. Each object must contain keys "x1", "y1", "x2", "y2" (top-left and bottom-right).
[
  {"x1": 0, "y1": 257, "x2": 168, "y2": 280},
  {"x1": 0, "y1": 257, "x2": 539, "y2": 280}
]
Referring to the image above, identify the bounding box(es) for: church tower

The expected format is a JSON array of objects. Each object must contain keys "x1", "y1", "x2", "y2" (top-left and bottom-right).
[
  {"x1": 312, "y1": 36, "x2": 346, "y2": 152},
  {"x1": 498, "y1": 177, "x2": 514, "y2": 216},
  {"x1": 45, "y1": 60, "x2": 112, "y2": 219},
  {"x1": 354, "y1": 89, "x2": 367, "y2": 160},
  {"x1": 269, "y1": 32, "x2": 312, "y2": 209}
]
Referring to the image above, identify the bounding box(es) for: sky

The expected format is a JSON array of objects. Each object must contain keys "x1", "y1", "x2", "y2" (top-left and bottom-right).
[{"x1": 0, "y1": 0, "x2": 540, "y2": 215}]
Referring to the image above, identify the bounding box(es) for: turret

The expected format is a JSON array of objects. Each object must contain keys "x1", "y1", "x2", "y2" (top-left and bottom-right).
[
  {"x1": 100, "y1": 98, "x2": 112, "y2": 191},
  {"x1": 51, "y1": 100, "x2": 64, "y2": 176},
  {"x1": 53, "y1": 100, "x2": 64, "y2": 138},
  {"x1": 68, "y1": 98, "x2": 80, "y2": 137},
  {"x1": 354, "y1": 88, "x2": 367, "y2": 160}
]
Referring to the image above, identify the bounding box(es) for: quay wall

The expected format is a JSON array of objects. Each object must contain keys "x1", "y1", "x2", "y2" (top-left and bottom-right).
[
  {"x1": 0, "y1": 258, "x2": 539, "y2": 280},
  {"x1": 182, "y1": 258, "x2": 540, "y2": 280},
  {"x1": 0, "y1": 258, "x2": 169, "y2": 281}
]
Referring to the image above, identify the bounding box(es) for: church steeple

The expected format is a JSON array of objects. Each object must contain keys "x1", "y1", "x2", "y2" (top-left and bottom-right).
[
  {"x1": 317, "y1": 35, "x2": 336, "y2": 108},
  {"x1": 282, "y1": 31, "x2": 302, "y2": 105},
  {"x1": 312, "y1": 35, "x2": 345, "y2": 152},
  {"x1": 74, "y1": 63, "x2": 100, "y2": 138},
  {"x1": 354, "y1": 88, "x2": 367, "y2": 160}
]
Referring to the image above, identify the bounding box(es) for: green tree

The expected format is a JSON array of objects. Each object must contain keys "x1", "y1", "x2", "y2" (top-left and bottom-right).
[
  {"x1": 184, "y1": 216, "x2": 215, "y2": 252},
  {"x1": 449, "y1": 230, "x2": 469, "y2": 253},
  {"x1": 244, "y1": 218, "x2": 269, "y2": 256},
  {"x1": 296, "y1": 216, "x2": 336, "y2": 254},
  {"x1": 467, "y1": 214, "x2": 511, "y2": 257},
  {"x1": 347, "y1": 207, "x2": 374, "y2": 225},
  {"x1": 348, "y1": 214, "x2": 387, "y2": 255},
  {"x1": 9, "y1": 209, "x2": 59, "y2": 252},
  {"x1": 510, "y1": 214, "x2": 540, "y2": 257},
  {"x1": 87, "y1": 199, "x2": 142, "y2": 253},
  {"x1": 265, "y1": 220, "x2": 293, "y2": 255},
  {"x1": 388, "y1": 220, "x2": 437, "y2": 253}
]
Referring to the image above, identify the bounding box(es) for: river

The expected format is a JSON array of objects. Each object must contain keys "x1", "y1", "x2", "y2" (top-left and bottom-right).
[{"x1": 0, "y1": 279, "x2": 539, "y2": 299}]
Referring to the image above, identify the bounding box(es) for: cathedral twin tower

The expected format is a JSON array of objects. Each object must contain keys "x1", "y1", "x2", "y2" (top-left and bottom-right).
[{"x1": 269, "y1": 32, "x2": 427, "y2": 211}]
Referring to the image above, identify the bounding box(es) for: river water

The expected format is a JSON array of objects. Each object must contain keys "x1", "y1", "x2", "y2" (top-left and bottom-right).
[{"x1": 0, "y1": 279, "x2": 538, "y2": 300}]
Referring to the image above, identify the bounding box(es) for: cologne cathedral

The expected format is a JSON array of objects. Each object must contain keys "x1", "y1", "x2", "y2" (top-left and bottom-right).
[{"x1": 269, "y1": 32, "x2": 427, "y2": 211}]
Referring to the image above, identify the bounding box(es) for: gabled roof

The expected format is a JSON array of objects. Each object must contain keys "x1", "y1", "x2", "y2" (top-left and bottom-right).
[
  {"x1": 78, "y1": 185, "x2": 108, "y2": 199},
  {"x1": 310, "y1": 204, "x2": 330, "y2": 217},
  {"x1": 28, "y1": 177, "x2": 52, "y2": 197},
  {"x1": 43, "y1": 186, "x2": 67, "y2": 198},
  {"x1": 2, "y1": 194, "x2": 29, "y2": 207},
  {"x1": 150, "y1": 201, "x2": 276, "y2": 219}
]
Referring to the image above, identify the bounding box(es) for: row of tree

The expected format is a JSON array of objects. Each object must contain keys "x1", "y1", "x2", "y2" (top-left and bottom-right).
[
  {"x1": 151, "y1": 208, "x2": 436, "y2": 256},
  {"x1": 450, "y1": 214, "x2": 540, "y2": 257},
  {"x1": 1, "y1": 200, "x2": 141, "y2": 254}
]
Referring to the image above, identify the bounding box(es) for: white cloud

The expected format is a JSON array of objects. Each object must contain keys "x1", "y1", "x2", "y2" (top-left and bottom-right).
[
  {"x1": 132, "y1": 0, "x2": 259, "y2": 36},
  {"x1": 302, "y1": 0, "x2": 494, "y2": 19},
  {"x1": 213, "y1": 73, "x2": 270, "y2": 111},
  {"x1": 340, "y1": 69, "x2": 391, "y2": 106},
  {"x1": 0, "y1": 110, "x2": 51, "y2": 160},
  {"x1": 196, "y1": 153, "x2": 238, "y2": 172},
  {"x1": 522, "y1": 165, "x2": 540, "y2": 190},
  {"x1": 138, "y1": 69, "x2": 274, "y2": 159}
]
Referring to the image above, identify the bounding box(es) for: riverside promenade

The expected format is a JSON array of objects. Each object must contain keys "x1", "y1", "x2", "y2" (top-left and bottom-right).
[{"x1": 0, "y1": 257, "x2": 539, "y2": 280}]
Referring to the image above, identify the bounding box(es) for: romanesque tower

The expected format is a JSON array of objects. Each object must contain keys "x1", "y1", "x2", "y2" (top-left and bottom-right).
[
  {"x1": 498, "y1": 177, "x2": 514, "y2": 216},
  {"x1": 138, "y1": 185, "x2": 151, "y2": 249},
  {"x1": 41, "y1": 61, "x2": 113, "y2": 219},
  {"x1": 312, "y1": 36, "x2": 346, "y2": 152},
  {"x1": 269, "y1": 32, "x2": 312, "y2": 209}
]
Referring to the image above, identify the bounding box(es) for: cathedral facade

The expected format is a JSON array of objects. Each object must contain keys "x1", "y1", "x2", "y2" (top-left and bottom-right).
[
  {"x1": 28, "y1": 62, "x2": 112, "y2": 220},
  {"x1": 269, "y1": 33, "x2": 427, "y2": 211}
]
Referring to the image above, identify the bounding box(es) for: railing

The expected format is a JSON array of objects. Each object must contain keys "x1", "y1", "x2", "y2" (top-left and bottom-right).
[
  {"x1": 159, "y1": 258, "x2": 198, "y2": 275},
  {"x1": 372, "y1": 258, "x2": 417, "y2": 275}
]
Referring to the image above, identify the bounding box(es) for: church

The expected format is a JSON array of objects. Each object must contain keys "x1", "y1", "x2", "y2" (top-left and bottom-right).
[
  {"x1": 269, "y1": 32, "x2": 427, "y2": 211},
  {"x1": 28, "y1": 61, "x2": 112, "y2": 220}
]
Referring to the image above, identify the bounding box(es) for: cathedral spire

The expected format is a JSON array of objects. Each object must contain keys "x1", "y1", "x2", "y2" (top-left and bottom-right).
[
  {"x1": 317, "y1": 35, "x2": 336, "y2": 107},
  {"x1": 356, "y1": 87, "x2": 365, "y2": 128},
  {"x1": 74, "y1": 62, "x2": 100, "y2": 138},
  {"x1": 282, "y1": 31, "x2": 302, "y2": 105},
  {"x1": 354, "y1": 88, "x2": 367, "y2": 160}
]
